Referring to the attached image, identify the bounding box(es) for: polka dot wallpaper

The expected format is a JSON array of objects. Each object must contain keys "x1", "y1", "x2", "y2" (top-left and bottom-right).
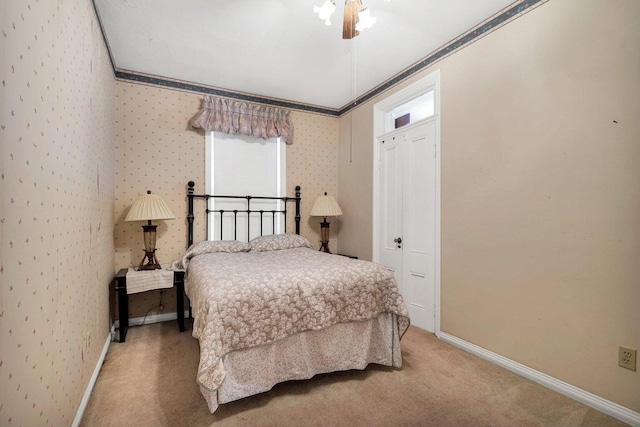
[
  {"x1": 114, "y1": 83, "x2": 205, "y2": 317},
  {"x1": 115, "y1": 82, "x2": 339, "y2": 318},
  {"x1": 288, "y1": 111, "x2": 341, "y2": 249},
  {"x1": 1, "y1": 1, "x2": 339, "y2": 422},
  {"x1": 1, "y1": 0, "x2": 116, "y2": 426}
]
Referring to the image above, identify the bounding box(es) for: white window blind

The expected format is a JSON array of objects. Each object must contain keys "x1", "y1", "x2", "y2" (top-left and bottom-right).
[{"x1": 205, "y1": 132, "x2": 286, "y2": 241}]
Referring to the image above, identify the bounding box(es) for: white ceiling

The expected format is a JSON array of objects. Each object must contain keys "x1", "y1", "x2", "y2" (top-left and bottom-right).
[{"x1": 94, "y1": 0, "x2": 517, "y2": 111}]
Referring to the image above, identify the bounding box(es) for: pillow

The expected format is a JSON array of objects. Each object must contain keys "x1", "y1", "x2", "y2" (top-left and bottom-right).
[
  {"x1": 171, "y1": 240, "x2": 250, "y2": 271},
  {"x1": 249, "y1": 234, "x2": 312, "y2": 252},
  {"x1": 189, "y1": 240, "x2": 251, "y2": 254}
]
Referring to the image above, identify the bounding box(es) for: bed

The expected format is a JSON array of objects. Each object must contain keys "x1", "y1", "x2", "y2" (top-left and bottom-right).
[{"x1": 177, "y1": 181, "x2": 410, "y2": 413}]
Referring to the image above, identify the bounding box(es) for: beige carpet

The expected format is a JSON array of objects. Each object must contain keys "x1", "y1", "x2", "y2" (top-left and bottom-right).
[{"x1": 81, "y1": 320, "x2": 627, "y2": 427}]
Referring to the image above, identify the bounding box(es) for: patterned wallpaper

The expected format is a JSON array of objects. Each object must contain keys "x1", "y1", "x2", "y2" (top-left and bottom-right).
[
  {"x1": 115, "y1": 82, "x2": 339, "y2": 318},
  {"x1": 1, "y1": 0, "x2": 116, "y2": 426},
  {"x1": 288, "y1": 110, "x2": 340, "y2": 248}
]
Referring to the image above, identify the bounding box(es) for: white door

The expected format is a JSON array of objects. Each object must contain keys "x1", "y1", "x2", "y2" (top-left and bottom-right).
[
  {"x1": 379, "y1": 134, "x2": 404, "y2": 287},
  {"x1": 378, "y1": 120, "x2": 437, "y2": 332}
]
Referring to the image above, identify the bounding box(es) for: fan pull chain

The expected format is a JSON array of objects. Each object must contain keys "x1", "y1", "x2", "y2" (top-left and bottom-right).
[{"x1": 350, "y1": 36, "x2": 357, "y2": 163}]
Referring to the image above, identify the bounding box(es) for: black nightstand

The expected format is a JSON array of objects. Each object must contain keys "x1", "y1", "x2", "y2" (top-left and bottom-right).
[{"x1": 113, "y1": 268, "x2": 186, "y2": 342}]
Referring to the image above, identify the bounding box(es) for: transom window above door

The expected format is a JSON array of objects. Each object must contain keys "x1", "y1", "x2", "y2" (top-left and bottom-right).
[{"x1": 385, "y1": 90, "x2": 435, "y2": 133}]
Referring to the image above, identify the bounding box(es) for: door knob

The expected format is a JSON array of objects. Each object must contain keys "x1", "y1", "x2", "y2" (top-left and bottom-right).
[{"x1": 394, "y1": 237, "x2": 402, "y2": 248}]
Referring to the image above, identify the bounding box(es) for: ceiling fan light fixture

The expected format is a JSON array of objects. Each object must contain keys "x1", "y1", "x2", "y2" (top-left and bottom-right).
[
  {"x1": 314, "y1": 0, "x2": 337, "y2": 26},
  {"x1": 355, "y1": 6, "x2": 376, "y2": 32}
]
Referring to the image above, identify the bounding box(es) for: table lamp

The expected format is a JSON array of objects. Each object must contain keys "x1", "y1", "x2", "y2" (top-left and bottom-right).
[
  {"x1": 125, "y1": 190, "x2": 175, "y2": 270},
  {"x1": 310, "y1": 192, "x2": 343, "y2": 253}
]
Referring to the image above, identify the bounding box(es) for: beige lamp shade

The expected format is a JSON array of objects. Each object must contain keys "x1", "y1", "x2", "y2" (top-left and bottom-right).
[
  {"x1": 125, "y1": 191, "x2": 175, "y2": 270},
  {"x1": 310, "y1": 193, "x2": 343, "y2": 217},
  {"x1": 125, "y1": 191, "x2": 175, "y2": 222}
]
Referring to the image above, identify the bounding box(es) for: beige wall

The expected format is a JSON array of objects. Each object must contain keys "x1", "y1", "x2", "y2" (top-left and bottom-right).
[
  {"x1": 339, "y1": 0, "x2": 640, "y2": 413},
  {"x1": 336, "y1": 108, "x2": 376, "y2": 259},
  {"x1": 115, "y1": 82, "x2": 339, "y2": 317},
  {"x1": 1, "y1": 0, "x2": 116, "y2": 425}
]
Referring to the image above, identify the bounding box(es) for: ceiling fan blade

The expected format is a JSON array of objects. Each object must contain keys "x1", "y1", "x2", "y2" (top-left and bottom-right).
[{"x1": 342, "y1": 0, "x2": 362, "y2": 39}]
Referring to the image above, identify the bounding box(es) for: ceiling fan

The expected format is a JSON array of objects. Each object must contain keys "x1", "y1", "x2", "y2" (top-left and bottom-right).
[{"x1": 314, "y1": 0, "x2": 381, "y2": 39}]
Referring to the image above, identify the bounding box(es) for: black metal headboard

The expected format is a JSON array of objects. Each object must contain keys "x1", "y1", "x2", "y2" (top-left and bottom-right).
[{"x1": 187, "y1": 181, "x2": 301, "y2": 247}]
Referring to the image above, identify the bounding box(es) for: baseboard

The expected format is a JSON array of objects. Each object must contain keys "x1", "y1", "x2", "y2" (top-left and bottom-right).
[
  {"x1": 72, "y1": 311, "x2": 190, "y2": 425},
  {"x1": 437, "y1": 332, "x2": 640, "y2": 427},
  {"x1": 113, "y1": 310, "x2": 190, "y2": 329},
  {"x1": 71, "y1": 323, "x2": 115, "y2": 427}
]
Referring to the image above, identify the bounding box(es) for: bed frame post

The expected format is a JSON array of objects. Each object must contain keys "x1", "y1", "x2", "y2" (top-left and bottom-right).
[
  {"x1": 295, "y1": 185, "x2": 301, "y2": 235},
  {"x1": 187, "y1": 181, "x2": 195, "y2": 247}
]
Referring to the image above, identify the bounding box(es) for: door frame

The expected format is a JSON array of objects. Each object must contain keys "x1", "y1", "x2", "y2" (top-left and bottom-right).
[{"x1": 372, "y1": 70, "x2": 442, "y2": 334}]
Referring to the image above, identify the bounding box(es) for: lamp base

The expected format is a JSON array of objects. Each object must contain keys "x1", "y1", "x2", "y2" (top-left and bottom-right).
[
  {"x1": 319, "y1": 218, "x2": 331, "y2": 253},
  {"x1": 137, "y1": 249, "x2": 162, "y2": 270},
  {"x1": 138, "y1": 223, "x2": 162, "y2": 270}
]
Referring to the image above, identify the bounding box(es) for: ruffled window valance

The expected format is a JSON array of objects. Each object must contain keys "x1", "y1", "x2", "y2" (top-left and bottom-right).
[{"x1": 189, "y1": 96, "x2": 294, "y2": 144}]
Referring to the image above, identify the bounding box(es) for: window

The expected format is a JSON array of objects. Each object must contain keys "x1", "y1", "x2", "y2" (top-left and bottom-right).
[
  {"x1": 384, "y1": 90, "x2": 435, "y2": 133},
  {"x1": 205, "y1": 132, "x2": 286, "y2": 241}
]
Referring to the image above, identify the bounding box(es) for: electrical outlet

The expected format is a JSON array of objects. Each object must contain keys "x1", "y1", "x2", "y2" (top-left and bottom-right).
[{"x1": 618, "y1": 346, "x2": 637, "y2": 371}]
